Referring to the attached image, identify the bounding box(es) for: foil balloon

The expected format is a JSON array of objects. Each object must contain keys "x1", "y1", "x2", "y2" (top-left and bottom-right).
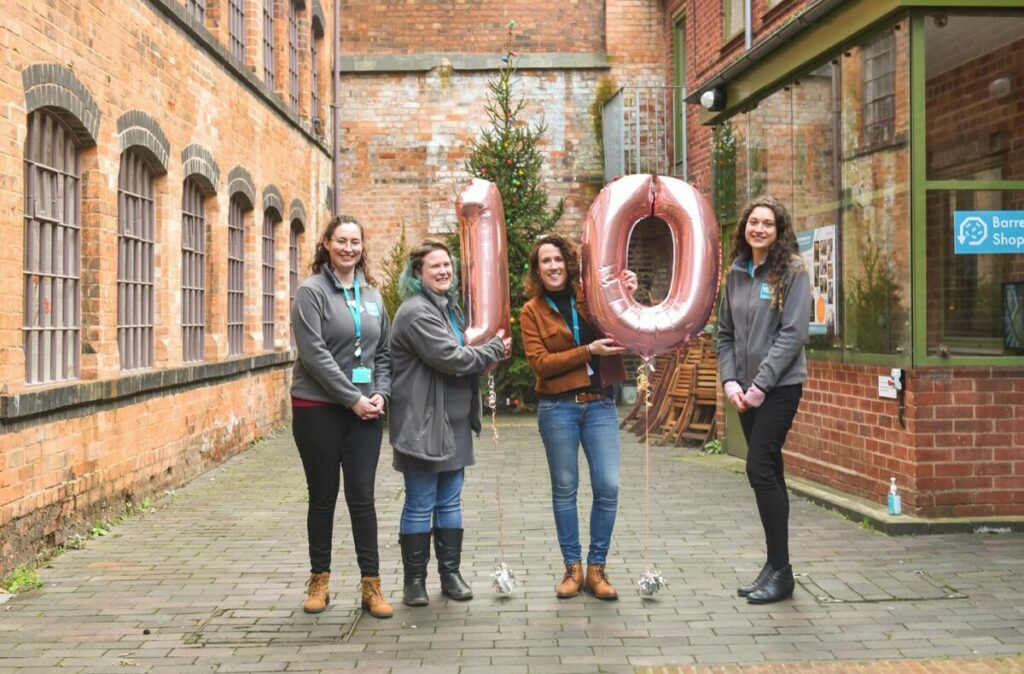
[
  {"x1": 456, "y1": 178, "x2": 512, "y2": 348},
  {"x1": 580, "y1": 174, "x2": 720, "y2": 358}
]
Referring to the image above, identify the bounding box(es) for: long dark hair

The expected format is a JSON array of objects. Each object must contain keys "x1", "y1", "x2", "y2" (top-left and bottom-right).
[
  {"x1": 730, "y1": 196, "x2": 799, "y2": 310},
  {"x1": 310, "y1": 215, "x2": 377, "y2": 286},
  {"x1": 525, "y1": 233, "x2": 579, "y2": 299}
]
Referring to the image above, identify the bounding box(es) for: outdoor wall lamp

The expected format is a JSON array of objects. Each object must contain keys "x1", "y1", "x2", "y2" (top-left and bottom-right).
[{"x1": 699, "y1": 87, "x2": 726, "y2": 112}]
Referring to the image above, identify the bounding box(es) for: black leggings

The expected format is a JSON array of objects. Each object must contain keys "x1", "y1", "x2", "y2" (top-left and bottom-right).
[
  {"x1": 738, "y1": 384, "x2": 802, "y2": 571},
  {"x1": 292, "y1": 405, "x2": 383, "y2": 576}
]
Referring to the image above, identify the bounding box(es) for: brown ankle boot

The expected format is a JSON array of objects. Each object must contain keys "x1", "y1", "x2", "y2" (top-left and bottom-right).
[
  {"x1": 360, "y1": 576, "x2": 394, "y2": 619},
  {"x1": 303, "y1": 571, "x2": 330, "y2": 613},
  {"x1": 583, "y1": 564, "x2": 618, "y2": 601},
  {"x1": 555, "y1": 562, "x2": 584, "y2": 598}
]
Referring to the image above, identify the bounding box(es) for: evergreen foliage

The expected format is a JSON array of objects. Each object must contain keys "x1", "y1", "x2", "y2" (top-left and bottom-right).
[{"x1": 457, "y1": 21, "x2": 565, "y2": 406}]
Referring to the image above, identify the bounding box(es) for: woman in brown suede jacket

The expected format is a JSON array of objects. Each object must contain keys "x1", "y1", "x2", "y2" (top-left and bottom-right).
[{"x1": 520, "y1": 234, "x2": 636, "y2": 601}]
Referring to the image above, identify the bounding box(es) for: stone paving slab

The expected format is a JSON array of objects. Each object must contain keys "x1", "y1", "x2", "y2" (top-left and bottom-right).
[{"x1": 1, "y1": 418, "x2": 1023, "y2": 673}]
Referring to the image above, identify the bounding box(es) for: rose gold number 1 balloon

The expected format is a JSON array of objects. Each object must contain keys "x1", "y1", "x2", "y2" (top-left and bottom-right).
[
  {"x1": 581, "y1": 174, "x2": 721, "y2": 358},
  {"x1": 456, "y1": 178, "x2": 512, "y2": 347}
]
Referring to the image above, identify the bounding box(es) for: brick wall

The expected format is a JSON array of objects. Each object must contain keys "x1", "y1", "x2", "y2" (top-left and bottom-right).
[
  {"x1": 1, "y1": 0, "x2": 329, "y2": 573},
  {"x1": 790, "y1": 363, "x2": 1024, "y2": 517}
]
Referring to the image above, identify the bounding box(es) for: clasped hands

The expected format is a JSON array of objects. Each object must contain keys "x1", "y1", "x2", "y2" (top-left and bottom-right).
[
  {"x1": 724, "y1": 381, "x2": 765, "y2": 413},
  {"x1": 351, "y1": 393, "x2": 386, "y2": 420}
]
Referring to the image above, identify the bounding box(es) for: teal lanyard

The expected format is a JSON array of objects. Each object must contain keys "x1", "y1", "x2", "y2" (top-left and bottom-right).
[
  {"x1": 341, "y1": 277, "x2": 362, "y2": 356},
  {"x1": 544, "y1": 294, "x2": 580, "y2": 345},
  {"x1": 447, "y1": 306, "x2": 464, "y2": 346}
]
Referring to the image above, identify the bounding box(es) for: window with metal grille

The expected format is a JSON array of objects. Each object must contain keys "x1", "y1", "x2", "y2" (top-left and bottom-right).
[
  {"x1": 228, "y1": 196, "x2": 246, "y2": 356},
  {"x1": 187, "y1": 0, "x2": 206, "y2": 22},
  {"x1": 289, "y1": 220, "x2": 301, "y2": 347},
  {"x1": 23, "y1": 110, "x2": 81, "y2": 384},
  {"x1": 288, "y1": 1, "x2": 300, "y2": 112},
  {"x1": 228, "y1": 0, "x2": 245, "y2": 62},
  {"x1": 863, "y1": 31, "x2": 895, "y2": 148},
  {"x1": 311, "y1": 20, "x2": 322, "y2": 124},
  {"x1": 263, "y1": 0, "x2": 275, "y2": 89},
  {"x1": 182, "y1": 178, "x2": 207, "y2": 363},
  {"x1": 262, "y1": 210, "x2": 280, "y2": 350},
  {"x1": 117, "y1": 150, "x2": 156, "y2": 371}
]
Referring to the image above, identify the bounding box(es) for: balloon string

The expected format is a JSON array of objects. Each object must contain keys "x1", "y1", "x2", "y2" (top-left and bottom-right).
[
  {"x1": 489, "y1": 374, "x2": 505, "y2": 560},
  {"x1": 637, "y1": 358, "x2": 653, "y2": 572}
]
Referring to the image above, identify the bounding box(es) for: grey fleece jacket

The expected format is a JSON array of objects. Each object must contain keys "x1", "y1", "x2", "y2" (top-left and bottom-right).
[
  {"x1": 290, "y1": 267, "x2": 391, "y2": 407},
  {"x1": 388, "y1": 290, "x2": 505, "y2": 463},
  {"x1": 716, "y1": 253, "x2": 810, "y2": 394}
]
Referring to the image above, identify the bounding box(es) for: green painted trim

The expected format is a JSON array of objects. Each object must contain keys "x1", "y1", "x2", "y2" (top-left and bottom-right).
[
  {"x1": 917, "y1": 355, "x2": 1024, "y2": 367},
  {"x1": 837, "y1": 352, "x2": 912, "y2": 367},
  {"x1": 910, "y1": 12, "x2": 928, "y2": 369},
  {"x1": 925, "y1": 180, "x2": 1024, "y2": 191},
  {"x1": 699, "y1": 0, "x2": 902, "y2": 125}
]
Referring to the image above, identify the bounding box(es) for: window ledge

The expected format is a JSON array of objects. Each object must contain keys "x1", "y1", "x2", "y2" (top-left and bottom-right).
[
  {"x1": 1, "y1": 351, "x2": 294, "y2": 423},
  {"x1": 845, "y1": 130, "x2": 908, "y2": 161}
]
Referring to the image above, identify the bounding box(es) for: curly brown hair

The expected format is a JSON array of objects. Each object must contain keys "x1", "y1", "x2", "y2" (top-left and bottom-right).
[
  {"x1": 729, "y1": 196, "x2": 799, "y2": 310},
  {"x1": 525, "y1": 233, "x2": 579, "y2": 298},
  {"x1": 310, "y1": 215, "x2": 377, "y2": 286}
]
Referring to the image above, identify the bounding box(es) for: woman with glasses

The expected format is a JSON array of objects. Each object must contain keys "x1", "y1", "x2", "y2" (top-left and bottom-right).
[
  {"x1": 290, "y1": 215, "x2": 393, "y2": 619},
  {"x1": 717, "y1": 196, "x2": 810, "y2": 605},
  {"x1": 388, "y1": 239, "x2": 509, "y2": 607},
  {"x1": 519, "y1": 234, "x2": 637, "y2": 601}
]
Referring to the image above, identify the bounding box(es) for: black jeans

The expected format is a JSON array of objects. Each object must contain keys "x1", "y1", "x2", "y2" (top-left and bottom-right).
[
  {"x1": 738, "y1": 384, "x2": 802, "y2": 570},
  {"x1": 292, "y1": 405, "x2": 383, "y2": 576}
]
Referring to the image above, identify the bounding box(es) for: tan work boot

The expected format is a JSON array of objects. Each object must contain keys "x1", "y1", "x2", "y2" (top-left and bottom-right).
[
  {"x1": 360, "y1": 576, "x2": 394, "y2": 619},
  {"x1": 583, "y1": 564, "x2": 618, "y2": 601},
  {"x1": 303, "y1": 571, "x2": 330, "y2": 613},
  {"x1": 555, "y1": 562, "x2": 584, "y2": 598}
]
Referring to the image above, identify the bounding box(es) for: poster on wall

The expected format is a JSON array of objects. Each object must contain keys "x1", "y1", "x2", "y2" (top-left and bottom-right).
[{"x1": 796, "y1": 225, "x2": 837, "y2": 337}]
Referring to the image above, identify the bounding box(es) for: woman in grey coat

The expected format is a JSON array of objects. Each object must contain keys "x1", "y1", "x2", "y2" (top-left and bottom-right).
[
  {"x1": 389, "y1": 239, "x2": 508, "y2": 607},
  {"x1": 717, "y1": 196, "x2": 810, "y2": 605}
]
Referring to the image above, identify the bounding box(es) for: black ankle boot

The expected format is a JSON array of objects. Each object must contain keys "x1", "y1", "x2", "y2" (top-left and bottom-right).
[
  {"x1": 737, "y1": 562, "x2": 772, "y2": 597},
  {"x1": 746, "y1": 564, "x2": 794, "y2": 604},
  {"x1": 399, "y1": 532, "x2": 431, "y2": 607},
  {"x1": 433, "y1": 527, "x2": 473, "y2": 601}
]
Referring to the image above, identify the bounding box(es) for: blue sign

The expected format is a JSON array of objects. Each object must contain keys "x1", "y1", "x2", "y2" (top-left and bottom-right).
[{"x1": 954, "y1": 211, "x2": 1024, "y2": 255}]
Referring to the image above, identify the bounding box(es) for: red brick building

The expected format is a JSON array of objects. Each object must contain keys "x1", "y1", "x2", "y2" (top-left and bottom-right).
[
  {"x1": 0, "y1": 0, "x2": 671, "y2": 574},
  {"x1": 663, "y1": 0, "x2": 1024, "y2": 519}
]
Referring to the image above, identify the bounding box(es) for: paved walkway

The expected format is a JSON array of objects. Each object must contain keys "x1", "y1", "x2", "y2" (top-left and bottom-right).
[{"x1": 1, "y1": 417, "x2": 1022, "y2": 673}]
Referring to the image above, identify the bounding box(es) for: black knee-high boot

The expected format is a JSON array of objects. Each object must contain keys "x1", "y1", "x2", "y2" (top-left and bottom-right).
[
  {"x1": 433, "y1": 527, "x2": 473, "y2": 601},
  {"x1": 399, "y1": 532, "x2": 431, "y2": 607}
]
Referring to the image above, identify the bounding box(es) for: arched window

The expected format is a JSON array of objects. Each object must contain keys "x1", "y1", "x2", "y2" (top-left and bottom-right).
[
  {"x1": 227, "y1": 195, "x2": 247, "y2": 356},
  {"x1": 117, "y1": 149, "x2": 157, "y2": 371},
  {"x1": 23, "y1": 110, "x2": 81, "y2": 384},
  {"x1": 182, "y1": 177, "x2": 207, "y2": 362},
  {"x1": 262, "y1": 208, "x2": 282, "y2": 350},
  {"x1": 289, "y1": 219, "x2": 303, "y2": 347}
]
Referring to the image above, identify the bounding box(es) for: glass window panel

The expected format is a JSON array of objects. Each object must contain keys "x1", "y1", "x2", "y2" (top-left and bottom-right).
[
  {"x1": 925, "y1": 14, "x2": 1024, "y2": 181},
  {"x1": 725, "y1": 0, "x2": 744, "y2": 38},
  {"x1": 925, "y1": 189, "x2": 1024, "y2": 357},
  {"x1": 839, "y1": 20, "x2": 911, "y2": 356}
]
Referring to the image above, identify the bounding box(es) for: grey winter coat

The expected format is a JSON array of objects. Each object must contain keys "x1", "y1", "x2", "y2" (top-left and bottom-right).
[
  {"x1": 388, "y1": 289, "x2": 505, "y2": 464},
  {"x1": 290, "y1": 267, "x2": 391, "y2": 406},
  {"x1": 717, "y1": 253, "x2": 810, "y2": 393}
]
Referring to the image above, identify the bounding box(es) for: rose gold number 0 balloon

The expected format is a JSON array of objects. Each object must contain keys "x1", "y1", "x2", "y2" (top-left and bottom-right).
[
  {"x1": 456, "y1": 178, "x2": 512, "y2": 347},
  {"x1": 581, "y1": 174, "x2": 721, "y2": 358}
]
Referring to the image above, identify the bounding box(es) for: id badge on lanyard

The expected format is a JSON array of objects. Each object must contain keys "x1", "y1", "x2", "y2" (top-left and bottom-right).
[
  {"x1": 545, "y1": 294, "x2": 593, "y2": 376},
  {"x1": 342, "y1": 278, "x2": 373, "y2": 385}
]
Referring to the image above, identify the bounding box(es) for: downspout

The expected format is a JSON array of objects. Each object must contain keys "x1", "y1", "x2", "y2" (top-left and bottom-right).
[
  {"x1": 331, "y1": 0, "x2": 340, "y2": 216},
  {"x1": 744, "y1": 0, "x2": 752, "y2": 50}
]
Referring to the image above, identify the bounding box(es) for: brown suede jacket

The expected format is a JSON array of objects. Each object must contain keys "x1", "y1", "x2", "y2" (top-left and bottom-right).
[{"x1": 520, "y1": 285, "x2": 626, "y2": 396}]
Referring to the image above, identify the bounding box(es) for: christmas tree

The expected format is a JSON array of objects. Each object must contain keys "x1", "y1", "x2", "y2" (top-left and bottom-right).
[{"x1": 461, "y1": 21, "x2": 565, "y2": 408}]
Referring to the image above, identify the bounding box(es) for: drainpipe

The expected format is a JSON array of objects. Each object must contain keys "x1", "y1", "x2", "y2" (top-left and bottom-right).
[
  {"x1": 744, "y1": 0, "x2": 752, "y2": 51},
  {"x1": 331, "y1": 0, "x2": 340, "y2": 216}
]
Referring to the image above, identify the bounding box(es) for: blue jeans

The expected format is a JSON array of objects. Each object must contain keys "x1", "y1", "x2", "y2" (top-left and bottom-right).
[
  {"x1": 537, "y1": 397, "x2": 620, "y2": 565},
  {"x1": 400, "y1": 469, "x2": 465, "y2": 534}
]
